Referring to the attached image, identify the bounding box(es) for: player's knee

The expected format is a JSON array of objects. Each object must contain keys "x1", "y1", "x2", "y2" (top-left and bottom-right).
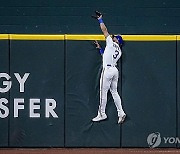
[
  {"x1": 110, "y1": 89, "x2": 118, "y2": 95},
  {"x1": 101, "y1": 88, "x2": 109, "y2": 93}
]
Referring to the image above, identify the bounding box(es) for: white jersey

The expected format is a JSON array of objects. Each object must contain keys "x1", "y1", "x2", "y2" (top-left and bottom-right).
[{"x1": 103, "y1": 35, "x2": 122, "y2": 68}]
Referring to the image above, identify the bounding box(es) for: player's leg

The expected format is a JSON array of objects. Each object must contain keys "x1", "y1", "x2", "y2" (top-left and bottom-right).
[
  {"x1": 110, "y1": 67, "x2": 126, "y2": 123},
  {"x1": 99, "y1": 69, "x2": 112, "y2": 116},
  {"x1": 92, "y1": 68, "x2": 112, "y2": 122}
]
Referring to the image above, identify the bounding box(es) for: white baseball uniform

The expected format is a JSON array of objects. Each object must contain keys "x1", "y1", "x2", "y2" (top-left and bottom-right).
[{"x1": 98, "y1": 35, "x2": 125, "y2": 117}]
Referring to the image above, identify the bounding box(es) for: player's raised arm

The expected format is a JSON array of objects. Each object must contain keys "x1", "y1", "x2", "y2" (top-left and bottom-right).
[
  {"x1": 97, "y1": 15, "x2": 109, "y2": 38},
  {"x1": 92, "y1": 11, "x2": 110, "y2": 38}
]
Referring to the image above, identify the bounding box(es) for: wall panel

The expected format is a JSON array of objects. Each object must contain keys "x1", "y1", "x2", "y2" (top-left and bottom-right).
[{"x1": 9, "y1": 38, "x2": 64, "y2": 147}]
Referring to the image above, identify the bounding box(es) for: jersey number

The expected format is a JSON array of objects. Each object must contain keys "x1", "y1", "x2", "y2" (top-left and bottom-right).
[{"x1": 113, "y1": 50, "x2": 119, "y2": 59}]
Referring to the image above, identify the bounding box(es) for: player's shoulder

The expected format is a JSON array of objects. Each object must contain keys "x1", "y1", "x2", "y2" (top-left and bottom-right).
[
  {"x1": 106, "y1": 35, "x2": 113, "y2": 45},
  {"x1": 106, "y1": 35, "x2": 112, "y2": 40}
]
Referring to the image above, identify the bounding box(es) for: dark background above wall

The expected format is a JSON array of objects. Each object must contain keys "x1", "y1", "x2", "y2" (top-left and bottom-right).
[{"x1": 0, "y1": 0, "x2": 180, "y2": 34}]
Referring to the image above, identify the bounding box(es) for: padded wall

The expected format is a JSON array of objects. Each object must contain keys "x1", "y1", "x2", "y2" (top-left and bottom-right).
[
  {"x1": 9, "y1": 38, "x2": 65, "y2": 147},
  {"x1": 121, "y1": 41, "x2": 176, "y2": 147},
  {"x1": 65, "y1": 40, "x2": 121, "y2": 147},
  {"x1": 0, "y1": 36, "x2": 9, "y2": 147},
  {"x1": 0, "y1": 35, "x2": 179, "y2": 148}
]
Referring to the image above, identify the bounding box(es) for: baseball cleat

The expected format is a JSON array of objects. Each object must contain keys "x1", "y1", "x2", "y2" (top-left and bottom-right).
[
  {"x1": 92, "y1": 113, "x2": 107, "y2": 122},
  {"x1": 118, "y1": 114, "x2": 126, "y2": 124}
]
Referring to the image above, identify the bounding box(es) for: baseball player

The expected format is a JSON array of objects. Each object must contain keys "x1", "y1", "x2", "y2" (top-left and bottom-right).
[{"x1": 92, "y1": 11, "x2": 126, "y2": 124}]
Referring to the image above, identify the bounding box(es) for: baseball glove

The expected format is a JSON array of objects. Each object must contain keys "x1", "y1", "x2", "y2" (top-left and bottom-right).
[{"x1": 91, "y1": 11, "x2": 102, "y2": 19}]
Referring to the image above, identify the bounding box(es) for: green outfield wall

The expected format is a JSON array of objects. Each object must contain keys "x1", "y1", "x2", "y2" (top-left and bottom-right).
[{"x1": 0, "y1": 34, "x2": 179, "y2": 148}]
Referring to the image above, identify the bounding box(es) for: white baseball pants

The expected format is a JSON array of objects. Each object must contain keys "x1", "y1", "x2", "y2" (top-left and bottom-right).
[{"x1": 99, "y1": 66, "x2": 125, "y2": 117}]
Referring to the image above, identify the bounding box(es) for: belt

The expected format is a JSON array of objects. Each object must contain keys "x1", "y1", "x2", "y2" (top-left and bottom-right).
[{"x1": 107, "y1": 64, "x2": 114, "y2": 67}]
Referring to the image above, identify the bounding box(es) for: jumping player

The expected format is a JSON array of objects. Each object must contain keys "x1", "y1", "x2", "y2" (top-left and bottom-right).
[{"x1": 92, "y1": 11, "x2": 126, "y2": 124}]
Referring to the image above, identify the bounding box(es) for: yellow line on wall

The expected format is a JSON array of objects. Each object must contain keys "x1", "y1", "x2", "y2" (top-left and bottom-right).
[
  {"x1": 66, "y1": 35, "x2": 177, "y2": 41},
  {"x1": 0, "y1": 34, "x2": 9, "y2": 39},
  {"x1": 65, "y1": 35, "x2": 105, "y2": 40},
  {"x1": 122, "y1": 35, "x2": 176, "y2": 41},
  {"x1": 177, "y1": 35, "x2": 180, "y2": 40},
  {"x1": 0, "y1": 34, "x2": 178, "y2": 41},
  {"x1": 10, "y1": 34, "x2": 65, "y2": 40}
]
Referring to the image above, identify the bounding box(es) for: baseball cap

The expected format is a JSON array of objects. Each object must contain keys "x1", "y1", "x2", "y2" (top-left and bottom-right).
[
  {"x1": 112, "y1": 34, "x2": 123, "y2": 45},
  {"x1": 114, "y1": 35, "x2": 123, "y2": 45}
]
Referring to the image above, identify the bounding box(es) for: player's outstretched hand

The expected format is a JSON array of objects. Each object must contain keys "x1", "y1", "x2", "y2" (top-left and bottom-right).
[
  {"x1": 93, "y1": 40, "x2": 101, "y2": 49},
  {"x1": 91, "y1": 11, "x2": 103, "y2": 19}
]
